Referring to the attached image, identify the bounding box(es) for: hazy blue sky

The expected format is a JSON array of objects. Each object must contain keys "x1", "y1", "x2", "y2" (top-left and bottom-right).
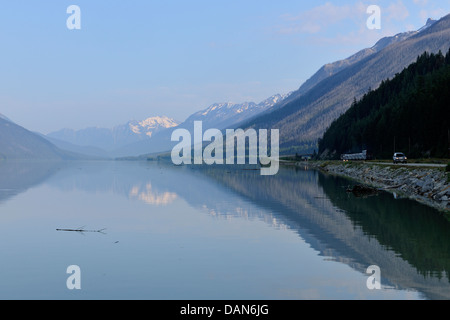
[{"x1": 0, "y1": 0, "x2": 449, "y2": 133}]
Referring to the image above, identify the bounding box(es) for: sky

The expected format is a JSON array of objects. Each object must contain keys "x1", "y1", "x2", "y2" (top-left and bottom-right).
[{"x1": 0, "y1": 0, "x2": 449, "y2": 133}]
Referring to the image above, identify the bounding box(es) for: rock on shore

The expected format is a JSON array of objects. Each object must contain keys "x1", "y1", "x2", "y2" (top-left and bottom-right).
[{"x1": 317, "y1": 162, "x2": 450, "y2": 212}]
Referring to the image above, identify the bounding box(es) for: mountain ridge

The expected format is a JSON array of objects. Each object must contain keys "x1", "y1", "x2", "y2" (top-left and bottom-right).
[
  {"x1": 181, "y1": 93, "x2": 292, "y2": 130},
  {"x1": 0, "y1": 117, "x2": 90, "y2": 160},
  {"x1": 318, "y1": 49, "x2": 450, "y2": 159},
  {"x1": 241, "y1": 14, "x2": 450, "y2": 153},
  {"x1": 8, "y1": 16, "x2": 448, "y2": 159},
  {"x1": 111, "y1": 93, "x2": 292, "y2": 157}
]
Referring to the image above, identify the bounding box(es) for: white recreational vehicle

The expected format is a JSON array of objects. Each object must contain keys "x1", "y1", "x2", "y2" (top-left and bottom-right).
[{"x1": 341, "y1": 150, "x2": 368, "y2": 161}]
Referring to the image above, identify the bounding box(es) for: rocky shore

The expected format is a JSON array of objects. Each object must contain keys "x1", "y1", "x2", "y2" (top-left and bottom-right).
[{"x1": 313, "y1": 161, "x2": 450, "y2": 213}]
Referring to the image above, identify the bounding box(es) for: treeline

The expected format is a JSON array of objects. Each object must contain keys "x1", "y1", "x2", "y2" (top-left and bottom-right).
[{"x1": 318, "y1": 49, "x2": 450, "y2": 159}]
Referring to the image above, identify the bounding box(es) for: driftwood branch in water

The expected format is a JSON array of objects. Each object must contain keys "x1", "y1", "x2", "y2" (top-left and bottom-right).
[{"x1": 56, "y1": 227, "x2": 106, "y2": 234}]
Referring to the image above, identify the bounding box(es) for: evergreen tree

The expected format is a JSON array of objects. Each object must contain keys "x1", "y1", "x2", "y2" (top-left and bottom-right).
[{"x1": 319, "y1": 50, "x2": 450, "y2": 159}]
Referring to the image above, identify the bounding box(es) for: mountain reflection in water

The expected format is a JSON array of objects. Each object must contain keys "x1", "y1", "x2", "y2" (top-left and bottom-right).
[
  {"x1": 0, "y1": 160, "x2": 449, "y2": 299},
  {"x1": 198, "y1": 165, "x2": 450, "y2": 300}
]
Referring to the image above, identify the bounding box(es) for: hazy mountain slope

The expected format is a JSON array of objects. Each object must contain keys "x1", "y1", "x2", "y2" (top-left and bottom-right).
[
  {"x1": 294, "y1": 30, "x2": 418, "y2": 99},
  {"x1": 49, "y1": 127, "x2": 113, "y2": 150},
  {"x1": 244, "y1": 14, "x2": 450, "y2": 152},
  {"x1": 37, "y1": 133, "x2": 111, "y2": 159},
  {"x1": 0, "y1": 117, "x2": 81, "y2": 160},
  {"x1": 0, "y1": 113, "x2": 11, "y2": 122}
]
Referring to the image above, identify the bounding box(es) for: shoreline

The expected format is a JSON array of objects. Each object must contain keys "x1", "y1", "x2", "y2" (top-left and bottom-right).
[{"x1": 298, "y1": 161, "x2": 450, "y2": 214}]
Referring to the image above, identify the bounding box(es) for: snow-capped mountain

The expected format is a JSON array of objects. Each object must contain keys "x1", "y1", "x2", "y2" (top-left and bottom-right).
[
  {"x1": 110, "y1": 93, "x2": 292, "y2": 157},
  {"x1": 127, "y1": 117, "x2": 179, "y2": 137},
  {"x1": 46, "y1": 93, "x2": 290, "y2": 158},
  {"x1": 112, "y1": 116, "x2": 179, "y2": 146},
  {"x1": 182, "y1": 93, "x2": 291, "y2": 130},
  {"x1": 47, "y1": 116, "x2": 179, "y2": 151}
]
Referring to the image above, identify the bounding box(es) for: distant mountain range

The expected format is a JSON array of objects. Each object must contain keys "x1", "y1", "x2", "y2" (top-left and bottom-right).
[
  {"x1": 36, "y1": 133, "x2": 111, "y2": 159},
  {"x1": 44, "y1": 93, "x2": 292, "y2": 158},
  {"x1": 110, "y1": 93, "x2": 292, "y2": 157},
  {"x1": 1, "y1": 93, "x2": 291, "y2": 159},
  {"x1": 182, "y1": 93, "x2": 291, "y2": 131},
  {"x1": 1, "y1": 15, "x2": 449, "y2": 160},
  {"x1": 47, "y1": 116, "x2": 179, "y2": 152},
  {"x1": 242, "y1": 15, "x2": 449, "y2": 153}
]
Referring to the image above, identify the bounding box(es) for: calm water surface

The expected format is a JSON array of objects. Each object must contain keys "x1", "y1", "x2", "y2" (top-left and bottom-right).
[{"x1": 0, "y1": 160, "x2": 449, "y2": 300}]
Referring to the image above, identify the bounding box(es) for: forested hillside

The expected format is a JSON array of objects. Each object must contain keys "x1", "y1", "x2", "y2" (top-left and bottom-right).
[
  {"x1": 242, "y1": 14, "x2": 450, "y2": 154},
  {"x1": 318, "y1": 49, "x2": 450, "y2": 159}
]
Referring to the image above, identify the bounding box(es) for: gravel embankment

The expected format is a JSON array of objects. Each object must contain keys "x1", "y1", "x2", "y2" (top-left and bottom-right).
[{"x1": 316, "y1": 162, "x2": 450, "y2": 212}]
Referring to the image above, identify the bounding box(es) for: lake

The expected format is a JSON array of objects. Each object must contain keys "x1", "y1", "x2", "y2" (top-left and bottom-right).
[{"x1": 0, "y1": 160, "x2": 449, "y2": 300}]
